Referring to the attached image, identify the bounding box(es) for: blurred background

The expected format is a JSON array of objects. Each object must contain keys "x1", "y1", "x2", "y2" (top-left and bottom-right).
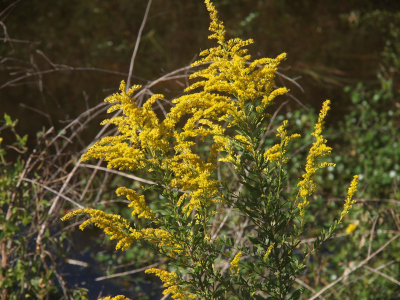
[{"x1": 1, "y1": 0, "x2": 400, "y2": 299}]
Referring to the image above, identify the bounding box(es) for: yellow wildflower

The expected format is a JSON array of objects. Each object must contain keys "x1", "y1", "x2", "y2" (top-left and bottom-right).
[
  {"x1": 61, "y1": 208, "x2": 135, "y2": 251},
  {"x1": 99, "y1": 296, "x2": 131, "y2": 300},
  {"x1": 341, "y1": 175, "x2": 359, "y2": 217},
  {"x1": 116, "y1": 187, "x2": 155, "y2": 220},
  {"x1": 145, "y1": 268, "x2": 188, "y2": 300},
  {"x1": 345, "y1": 222, "x2": 358, "y2": 234},
  {"x1": 297, "y1": 100, "x2": 335, "y2": 216},
  {"x1": 263, "y1": 243, "x2": 275, "y2": 261},
  {"x1": 264, "y1": 120, "x2": 301, "y2": 164},
  {"x1": 229, "y1": 251, "x2": 242, "y2": 275}
]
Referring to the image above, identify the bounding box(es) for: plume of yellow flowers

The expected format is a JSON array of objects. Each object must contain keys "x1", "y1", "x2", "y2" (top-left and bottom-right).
[
  {"x1": 75, "y1": 0, "x2": 289, "y2": 221},
  {"x1": 264, "y1": 120, "x2": 301, "y2": 165},
  {"x1": 145, "y1": 268, "x2": 194, "y2": 300},
  {"x1": 99, "y1": 296, "x2": 130, "y2": 300},
  {"x1": 263, "y1": 243, "x2": 275, "y2": 261},
  {"x1": 61, "y1": 208, "x2": 182, "y2": 255},
  {"x1": 116, "y1": 187, "x2": 155, "y2": 220},
  {"x1": 297, "y1": 100, "x2": 336, "y2": 216},
  {"x1": 229, "y1": 251, "x2": 242, "y2": 275},
  {"x1": 61, "y1": 208, "x2": 135, "y2": 251},
  {"x1": 341, "y1": 175, "x2": 359, "y2": 218},
  {"x1": 345, "y1": 222, "x2": 358, "y2": 234}
]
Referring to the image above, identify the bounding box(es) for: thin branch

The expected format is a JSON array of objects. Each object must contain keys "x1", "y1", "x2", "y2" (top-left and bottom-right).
[
  {"x1": 95, "y1": 262, "x2": 159, "y2": 281},
  {"x1": 308, "y1": 233, "x2": 400, "y2": 300},
  {"x1": 0, "y1": 65, "x2": 146, "y2": 90},
  {"x1": 80, "y1": 163, "x2": 156, "y2": 185},
  {"x1": 160, "y1": 294, "x2": 170, "y2": 300},
  {"x1": 368, "y1": 215, "x2": 379, "y2": 257},
  {"x1": 324, "y1": 259, "x2": 396, "y2": 298},
  {"x1": 276, "y1": 70, "x2": 305, "y2": 93},
  {"x1": 363, "y1": 265, "x2": 400, "y2": 286},
  {"x1": 126, "y1": 0, "x2": 153, "y2": 91},
  {"x1": 294, "y1": 278, "x2": 318, "y2": 296},
  {"x1": 20, "y1": 177, "x2": 84, "y2": 209},
  {"x1": 300, "y1": 230, "x2": 399, "y2": 245}
]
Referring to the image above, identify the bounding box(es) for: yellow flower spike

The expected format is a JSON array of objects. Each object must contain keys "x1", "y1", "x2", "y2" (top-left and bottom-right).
[
  {"x1": 145, "y1": 268, "x2": 188, "y2": 300},
  {"x1": 341, "y1": 175, "x2": 359, "y2": 217},
  {"x1": 204, "y1": 0, "x2": 226, "y2": 45},
  {"x1": 345, "y1": 222, "x2": 358, "y2": 234},
  {"x1": 229, "y1": 251, "x2": 242, "y2": 275},
  {"x1": 116, "y1": 187, "x2": 156, "y2": 220},
  {"x1": 80, "y1": 81, "x2": 169, "y2": 172},
  {"x1": 257, "y1": 86, "x2": 289, "y2": 113},
  {"x1": 297, "y1": 100, "x2": 335, "y2": 216},
  {"x1": 61, "y1": 208, "x2": 135, "y2": 251},
  {"x1": 263, "y1": 243, "x2": 275, "y2": 261},
  {"x1": 264, "y1": 120, "x2": 300, "y2": 165},
  {"x1": 99, "y1": 296, "x2": 132, "y2": 300}
]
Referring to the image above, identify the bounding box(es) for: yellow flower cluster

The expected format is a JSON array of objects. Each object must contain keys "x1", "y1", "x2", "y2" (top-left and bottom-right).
[
  {"x1": 229, "y1": 251, "x2": 242, "y2": 275},
  {"x1": 99, "y1": 296, "x2": 131, "y2": 300},
  {"x1": 61, "y1": 208, "x2": 182, "y2": 256},
  {"x1": 341, "y1": 175, "x2": 359, "y2": 218},
  {"x1": 189, "y1": 1, "x2": 287, "y2": 116},
  {"x1": 297, "y1": 100, "x2": 335, "y2": 216},
  {"x1": 345, "y1": 222, "x2": 358, "y2": 234},
  {"x1": 145, "y1": 268, "x2": 194, "y2": 300},
  {"x1": 264, "y1": 120, "x2": 301, "y2": 165},
  {"x1": 82, "y1": 81, "x2": 168, "y2": 171},
  {"x1": 116, "y1": 187, "x2": 155, "y2": 220},
  {"x1": 263, "y1": 243, "x2": 275, "y2": 261},
  {"x1": 77, "y1": 0, "x2": 288, "y2": 223},
  {"x1": 61, "y1": 208, "x2": 135, "y2": 251}
]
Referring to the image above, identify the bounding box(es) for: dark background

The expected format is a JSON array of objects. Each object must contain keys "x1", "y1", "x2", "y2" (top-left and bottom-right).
[{"x1": 1, "y1": 0, "x2": 399, "y2": 150}]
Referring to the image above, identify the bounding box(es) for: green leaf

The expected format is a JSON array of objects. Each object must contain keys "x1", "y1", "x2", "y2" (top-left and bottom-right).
[
  {"x1": 16, "y1": 134, "x2": 28, "y2": 147},
  {"x1": 22, "y1": 217, "x2": 32, "y2": 226},
  {"x1": 213, "y1": 289, "x2": 225, "y2": 298},
  {"x1": 290, "y1": 288, "x2": 303, "y2": 300},
  {"x1": 4, "y1": 113, "x2": 13, "y2": 127},
  {"x1": 248, "y1": 236, "x2": 261, "y2": 245}
]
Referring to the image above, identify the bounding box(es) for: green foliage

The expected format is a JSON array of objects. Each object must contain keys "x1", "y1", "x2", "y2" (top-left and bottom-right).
[
  {"x1": 0, "y1": 114, "x2": 88, "y2": 300},
  {"x1": 274, "y1": 10, "x2": 400, "y2": 299}
]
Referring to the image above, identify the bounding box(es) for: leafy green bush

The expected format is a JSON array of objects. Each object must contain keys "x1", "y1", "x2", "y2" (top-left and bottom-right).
[
  {"x1": 0, "y1": 114, "x2": 88, "y2": 300},
  {"x1": 276, "y1": 10, "x2": 400, "y2": 299}
]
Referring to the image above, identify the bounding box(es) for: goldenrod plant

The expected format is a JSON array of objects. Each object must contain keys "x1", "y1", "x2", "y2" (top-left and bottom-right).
[{"x1": 62, "y1": 1, "x2": 358, "y2": 299}]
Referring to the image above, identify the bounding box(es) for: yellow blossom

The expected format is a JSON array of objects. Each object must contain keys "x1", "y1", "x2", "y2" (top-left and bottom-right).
[
  {"x1": 263, "y1": 243, "x2": 275, "y2": 261},
  {"x1": 116, "y1": 187, "x2": 155, "y2": 220},
  {"x1": 297, "y1": 100, "x2": 335, "y2": 216},
  {"x1": 341, "y1": 175, "x2": 359, "y2": 217},
  {"x1": 264, "y1": 120, "x2": 301, "y2": 164},
  {"x1": 346, "y1": 222, "x2": 358, "y2": 234},
  {"x1": 99, "y1": 296, "x2": 131, "y2": 300},
  {"x1": 62, "y1": 1, "x2": 326, "y2": 298},
  {"x1": 61, "y1": 208, "x2": 135, "y2": 251},
  {"x1": 145, "y1": 268, "x2": 189, "y2": 300},
  {"x1": 61, "y1": 208, "x2": 182, "y2": 255},
  {"x1": 229, "y1": 251, "x2": 242, "y2": 275}
]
